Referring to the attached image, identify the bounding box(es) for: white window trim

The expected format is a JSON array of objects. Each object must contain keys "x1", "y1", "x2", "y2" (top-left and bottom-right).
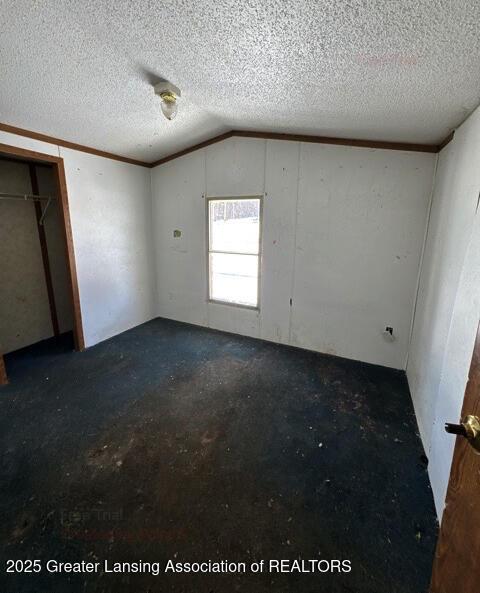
[{"x1": 206, "y1": 195, "x2": 263, "y2": 311}]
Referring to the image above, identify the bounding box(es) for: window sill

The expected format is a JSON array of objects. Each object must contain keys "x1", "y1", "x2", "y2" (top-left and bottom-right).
[{"x1": 208, "y1": 299, "x2": 260, "y2": 312}]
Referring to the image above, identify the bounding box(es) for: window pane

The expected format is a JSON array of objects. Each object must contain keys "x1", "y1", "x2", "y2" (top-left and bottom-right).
[
  {"x1": 209, "y1": 199, "x2": 260, "y2": 254},
  {"x1": 210, "y1": 253, "x2": 258, "y2": 307}
]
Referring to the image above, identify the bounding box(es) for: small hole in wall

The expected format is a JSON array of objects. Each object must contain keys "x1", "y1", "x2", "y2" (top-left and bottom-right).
[{"x1": 173, "y1": 229, "x2": 181, "y2": 238}]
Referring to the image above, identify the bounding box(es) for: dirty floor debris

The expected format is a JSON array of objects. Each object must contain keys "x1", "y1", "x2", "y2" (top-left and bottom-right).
[{"x1": 0, "y1": 318, "x2": 437, "y2": 592}]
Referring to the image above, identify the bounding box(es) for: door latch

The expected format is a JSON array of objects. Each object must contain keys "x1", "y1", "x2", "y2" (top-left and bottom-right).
[{"x1": 445, "y1": 415, "x2": 480, "y2": 453}]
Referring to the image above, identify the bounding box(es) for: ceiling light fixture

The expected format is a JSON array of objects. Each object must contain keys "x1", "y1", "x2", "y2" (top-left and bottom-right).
[{"x1": 154, "y1": 81, "x2": 181, "y2": 121}]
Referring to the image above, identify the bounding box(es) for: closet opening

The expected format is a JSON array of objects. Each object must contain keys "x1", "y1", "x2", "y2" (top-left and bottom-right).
[{"x1": 0, "y1": 143, "x2": 84, "y2": 385}]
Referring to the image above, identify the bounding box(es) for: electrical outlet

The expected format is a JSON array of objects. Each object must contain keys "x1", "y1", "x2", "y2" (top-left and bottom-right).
[{"x1": 383, "y1": 326, "x2": 395, "y2": 342}]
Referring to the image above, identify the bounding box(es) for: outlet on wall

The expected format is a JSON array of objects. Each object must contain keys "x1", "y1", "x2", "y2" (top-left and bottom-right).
[{"x1": 383, "y1": 326, "x2": 395, "y2": 342}]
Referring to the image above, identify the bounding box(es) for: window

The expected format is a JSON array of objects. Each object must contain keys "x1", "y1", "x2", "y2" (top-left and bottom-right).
[{"x1": 207, "y1": 197, "x2": 262, "y2": 308}]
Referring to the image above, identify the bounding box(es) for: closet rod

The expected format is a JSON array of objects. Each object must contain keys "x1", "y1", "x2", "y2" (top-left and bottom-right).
[{"x1": 0, "y1": 191, "x2": 54, "y2": 201}]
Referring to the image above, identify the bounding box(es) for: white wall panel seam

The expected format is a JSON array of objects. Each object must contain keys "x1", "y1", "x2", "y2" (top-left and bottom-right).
[{"x1": 288, "y1": 142, "x2": 302, "y2": 344}]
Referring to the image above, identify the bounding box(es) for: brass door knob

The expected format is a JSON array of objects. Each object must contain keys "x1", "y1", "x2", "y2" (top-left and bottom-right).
[{"x1": 445, "y1": 415, "x2": 480, "y2": 453}]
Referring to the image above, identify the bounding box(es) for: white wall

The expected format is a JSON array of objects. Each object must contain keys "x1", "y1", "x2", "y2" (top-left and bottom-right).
[
  {"x1": 62, "y1": 149, "x2": 155, "y2": 347},
  {"x1": 0, "y1": 131, "x2": 155, "y2": 349},
  {"x1": 407, "y1": 105, "x2": 480, "y2": 516},
  {"x1": 152, "y1": 137, "x2": 436, "y2": 369}
]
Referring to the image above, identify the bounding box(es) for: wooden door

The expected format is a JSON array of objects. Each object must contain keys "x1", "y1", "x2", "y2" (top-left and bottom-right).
[{"x1": 430, "y1": 322, "x2": 480, "y2": 592}]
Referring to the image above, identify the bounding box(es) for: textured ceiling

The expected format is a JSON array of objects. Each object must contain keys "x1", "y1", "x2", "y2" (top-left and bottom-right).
[{"x1": 1, "y1": 1, "x2": 479, "y2": 161}]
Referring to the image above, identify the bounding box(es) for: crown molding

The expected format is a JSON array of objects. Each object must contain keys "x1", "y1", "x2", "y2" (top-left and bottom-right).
[
  {"x1": 151, "y1": 129, "x2": 447, "y2": 168},
  {"x1": 0, "y1": 122, "x2": 151, "y2": 167},
  {"x1": 231, "y1": 130, "x2": 439, "y2": 153},
  {"x1": 437, "y1": 131, "x2": 455, "y2": 151},
  {"x1": 149, "y1": 132, "x2": 234, "y2": 166},
  {"x1": 1, "y1": 121, "x2": 455, "y2": 170}
]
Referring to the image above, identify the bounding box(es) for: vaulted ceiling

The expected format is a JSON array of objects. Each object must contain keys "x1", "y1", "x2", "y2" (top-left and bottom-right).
[{"x1": 1, "y1": 1, "x2": 479, "y2": 162}]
